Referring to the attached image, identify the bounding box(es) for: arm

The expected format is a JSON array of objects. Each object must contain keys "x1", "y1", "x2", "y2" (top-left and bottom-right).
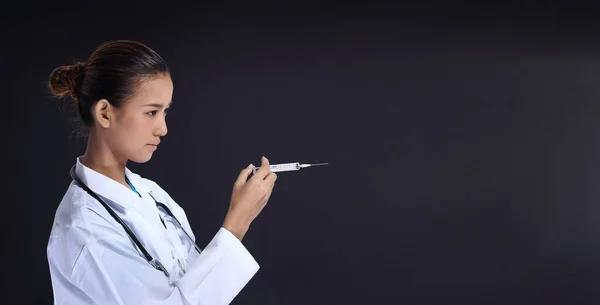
[
  {"x1": 72, "y1": 225, "x2": 258, "y2": 305},
  {"x1": 176, "y1": 227, "x2": 259, "y2": 304}
]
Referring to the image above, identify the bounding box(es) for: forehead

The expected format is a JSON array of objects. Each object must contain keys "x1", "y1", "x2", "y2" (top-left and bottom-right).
[{"x1": 127, "y1": 74, "x2": 173, "y2": 106}]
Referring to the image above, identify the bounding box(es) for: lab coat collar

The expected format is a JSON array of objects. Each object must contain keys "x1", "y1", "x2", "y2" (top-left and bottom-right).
[{"x1": 74, "y1": 157, "x2": 151, "y2": 210}]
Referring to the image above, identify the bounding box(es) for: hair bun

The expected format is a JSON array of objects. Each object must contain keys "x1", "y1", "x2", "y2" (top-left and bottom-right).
[{"x1": 48, "y1": 61, "x2": 86, "y2": 100}]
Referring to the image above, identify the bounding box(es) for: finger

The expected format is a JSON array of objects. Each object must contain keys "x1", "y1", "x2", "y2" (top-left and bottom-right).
[
  {"x1": 264, "y1": 172, "x2": 277, "y2": 186},
  {"x1": 253, "y1": 156, "x2": 271, "y2": 180},
  {"x1": 234, "y1": 164, "x2": 253, "y2": 190}
]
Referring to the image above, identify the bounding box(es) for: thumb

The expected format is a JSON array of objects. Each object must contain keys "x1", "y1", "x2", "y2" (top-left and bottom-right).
[{"x1": 234, "y1": 164, "x2": 253, "y2": 190}]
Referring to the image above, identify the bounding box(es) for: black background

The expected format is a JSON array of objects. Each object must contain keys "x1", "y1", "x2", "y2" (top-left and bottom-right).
[{"x1": 4, "y1": 1, "x2": 600, "y2": 304}]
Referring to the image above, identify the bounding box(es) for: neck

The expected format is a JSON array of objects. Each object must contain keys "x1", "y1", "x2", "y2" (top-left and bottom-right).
[{"x1": 80, "y1": 133, "x2": 129, "y2": 187}]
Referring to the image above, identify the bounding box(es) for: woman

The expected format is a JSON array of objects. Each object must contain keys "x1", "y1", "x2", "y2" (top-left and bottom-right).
[{"x1": 46, "y1": 40, "x2": 277, "y2": 305}]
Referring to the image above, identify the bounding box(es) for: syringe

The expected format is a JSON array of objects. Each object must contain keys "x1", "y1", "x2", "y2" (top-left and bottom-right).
[{"x1": 253, "y1": 162, "x2": 329, "y2": 173}]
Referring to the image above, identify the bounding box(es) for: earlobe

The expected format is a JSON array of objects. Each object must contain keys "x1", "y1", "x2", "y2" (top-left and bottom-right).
[{"x1": 94, "y1": 99, "x2": 111, "y2": 128}]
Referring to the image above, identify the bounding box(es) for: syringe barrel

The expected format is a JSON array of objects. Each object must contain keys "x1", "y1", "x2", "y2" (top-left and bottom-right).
[
  {"x1": 254, "y1": 162, "x2": 301, "y2": 172},
  {"x1": 268, "y1": 162, "x2": 301, "y2": 172}
]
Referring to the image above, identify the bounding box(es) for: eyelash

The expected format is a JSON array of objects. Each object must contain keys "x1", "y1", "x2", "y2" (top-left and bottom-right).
[{"x1": 147, "y1": 109, "x2": 169, "y2": 117}]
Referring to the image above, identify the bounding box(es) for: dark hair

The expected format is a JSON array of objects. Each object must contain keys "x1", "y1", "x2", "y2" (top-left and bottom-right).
[{"x1": 48, "y1": 40, "x2": 169, "y2": 137}]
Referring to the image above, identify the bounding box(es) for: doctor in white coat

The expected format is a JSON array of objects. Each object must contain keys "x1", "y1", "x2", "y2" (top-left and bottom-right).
[{"x1": 46, "y1": 40, "x2": 277, "y2": 305}]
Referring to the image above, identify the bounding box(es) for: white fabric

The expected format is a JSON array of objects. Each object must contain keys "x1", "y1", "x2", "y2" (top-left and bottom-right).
[{"x1": 47, "y1": 157, "x2": 259, "y2": 305}]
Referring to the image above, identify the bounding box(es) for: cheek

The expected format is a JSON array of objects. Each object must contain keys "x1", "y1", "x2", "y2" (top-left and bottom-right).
[
  {"x1": 117, "y1": 115, "x2": 145, "y2": 139},
  {"x1": 121, "y1": 111, "x2": 143, "y2": 125}
]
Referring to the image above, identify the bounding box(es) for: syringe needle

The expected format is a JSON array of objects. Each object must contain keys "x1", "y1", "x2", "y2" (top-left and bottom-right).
[{"x1": 300, "y1": 163, "x2": 329, "y2": 168}]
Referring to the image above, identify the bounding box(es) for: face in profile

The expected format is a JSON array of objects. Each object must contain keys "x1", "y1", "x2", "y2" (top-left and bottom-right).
[{"x1": 104, "y1": 74, "x2": 173, "y2": 163}]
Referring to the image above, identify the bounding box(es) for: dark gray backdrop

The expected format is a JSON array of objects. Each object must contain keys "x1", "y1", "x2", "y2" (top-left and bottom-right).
[{"x1": 3, "y1": 2, "x2": 600, "y2": 304}]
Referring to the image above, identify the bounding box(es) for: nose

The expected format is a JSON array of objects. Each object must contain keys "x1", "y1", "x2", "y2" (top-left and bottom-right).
[{"x1": 156, "y1": 115, "x2": 168, "y2": 137}]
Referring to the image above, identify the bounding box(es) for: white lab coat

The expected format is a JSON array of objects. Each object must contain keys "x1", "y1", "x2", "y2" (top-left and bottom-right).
[{"x1": 47, "y1": 157, "x2": 259, "y2": 305}]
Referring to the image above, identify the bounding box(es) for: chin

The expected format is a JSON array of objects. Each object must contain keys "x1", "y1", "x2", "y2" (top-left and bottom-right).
[{"x1": 129, "y1": 154, "x2": 154, "y2": 164}]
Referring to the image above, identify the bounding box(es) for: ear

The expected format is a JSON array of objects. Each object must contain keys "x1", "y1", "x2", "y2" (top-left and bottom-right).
[{"x1": 93, "y1": 99, "x2": 113, "y2": 128}]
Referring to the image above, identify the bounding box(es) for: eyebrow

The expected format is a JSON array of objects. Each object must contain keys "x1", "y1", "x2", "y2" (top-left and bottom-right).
[{"x1": 142, "y1": 101, "x2": 172, "y2": 108}]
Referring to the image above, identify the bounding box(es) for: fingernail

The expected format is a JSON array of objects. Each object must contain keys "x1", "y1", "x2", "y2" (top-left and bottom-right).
[{"x1": 248, "y1": 164, "x2": 253, "y2": 169}]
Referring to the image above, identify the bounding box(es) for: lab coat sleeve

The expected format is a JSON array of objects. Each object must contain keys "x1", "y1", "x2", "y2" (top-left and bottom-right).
[
  {"x1": 177, "y1": 227, "x2": 260, "y2": 303},
  {"x1": 71, "y1": 224, "x2": 259, "y2": 305}
]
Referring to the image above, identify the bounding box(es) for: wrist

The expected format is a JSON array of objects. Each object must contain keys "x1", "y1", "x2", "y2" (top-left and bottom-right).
[{"x1": 222, "y1": 216, "x2": 249, "y2": 241}]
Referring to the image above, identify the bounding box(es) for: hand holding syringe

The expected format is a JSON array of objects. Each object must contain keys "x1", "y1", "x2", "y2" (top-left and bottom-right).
[
  {"x1": 224, "y1": 157, "x2": 329, "y2": 240},
  {"x1": 252, "y1": 162, "x2": 329, "y2": 174}
]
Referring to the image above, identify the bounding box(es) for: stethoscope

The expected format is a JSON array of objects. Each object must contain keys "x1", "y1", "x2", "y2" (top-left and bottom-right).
[{"x1": 69, "y1": 165, "x2": 201, "y2": 278}]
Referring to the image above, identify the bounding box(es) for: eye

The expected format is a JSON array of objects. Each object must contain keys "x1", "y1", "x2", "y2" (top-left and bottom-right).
[{"x1": 147, "y1": 110, "x2": 158, "y2": 116}]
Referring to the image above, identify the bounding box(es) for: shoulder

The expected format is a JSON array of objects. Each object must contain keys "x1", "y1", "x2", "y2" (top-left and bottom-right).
[
  {"x1": 47, "y1": 183, "x2": 129, "y2": 276},
  {"x1": 50, "y1": 183, "x2": 129, "y2": 242},
  {"x1": 52, "y1": 183, "x2": 121, "y2": 233}
]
